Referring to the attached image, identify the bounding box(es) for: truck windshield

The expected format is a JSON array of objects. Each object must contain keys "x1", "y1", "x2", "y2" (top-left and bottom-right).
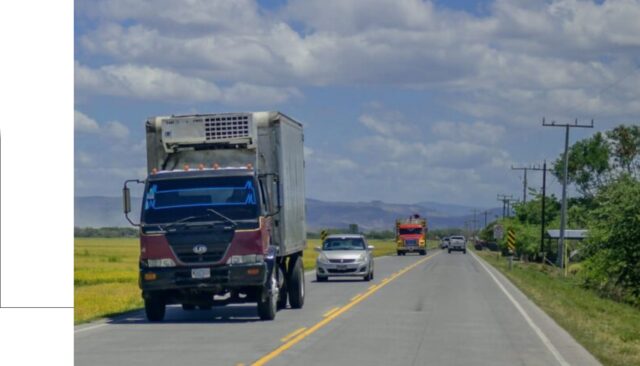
[
  {"x1": 142, "y1": 176, "x2": 260, "y2": 225},
  {"x1": 322, "y1": 238, "x2": 365, "y2": 251},
  {"x1": 399, "y1": 228, "x2": 422, "y2": 235}
]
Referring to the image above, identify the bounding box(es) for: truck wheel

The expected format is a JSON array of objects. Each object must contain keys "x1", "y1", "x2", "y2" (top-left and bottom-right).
[
  {"x1": 182, "y1": 304, "x2": 195, "y2": 311},
  {"x1": 257, "y1": 270, "x2": 277, "y2": 321},
  {"x1": 145, "y1": 296, "x2": 166, "y2": 322},
  {"x1": 277, "y1": 264, "x2": 288, "y2": 310},
  {"x1": 288, "y1": 255, "x2": 305, "y2": 309},
  {"x1": 397, "y1": 251, "x2": 401, "y2": 256},
  {"x1": 420, "y1": 250, "x2": 427, "y2": 256}
]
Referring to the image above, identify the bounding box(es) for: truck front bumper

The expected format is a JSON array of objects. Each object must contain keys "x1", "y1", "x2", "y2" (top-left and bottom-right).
[{"x1": 139, "y1": 263, "x2": 267, "y2": 291}]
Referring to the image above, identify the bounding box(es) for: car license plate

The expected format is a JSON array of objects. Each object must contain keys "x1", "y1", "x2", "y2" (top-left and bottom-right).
[
  {"x1": 192, "y1": 268, "x2": 210, "y2": 279},
  {"x1": 337, "y1": 264, "x2": 347, "y2": 270}
]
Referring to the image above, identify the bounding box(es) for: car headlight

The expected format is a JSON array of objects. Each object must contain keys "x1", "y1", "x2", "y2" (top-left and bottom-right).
[
  {"x1": 147, "y1": 258, "x2": 176, "y2": 267},
  {"x1": 317, "y1": 252, "x2": 330, "y2": 264},
  {"x1": 357, "y1": 253, "x2": 367, "y2": 262},
  {"x1": 227, "y1": 254, "x2": 264, "y2": 265}
]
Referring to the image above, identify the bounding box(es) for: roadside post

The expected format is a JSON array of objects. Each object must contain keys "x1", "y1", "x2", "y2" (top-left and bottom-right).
[
  {"x1": 507, "y1": 229, "x2": 516, "y2": 270},
  {"x1": 320, "y1": 229, "x2": 328, "y2": 242}
]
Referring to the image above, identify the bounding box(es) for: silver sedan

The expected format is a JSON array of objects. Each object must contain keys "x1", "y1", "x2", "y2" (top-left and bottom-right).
[{"x1": 315, "y1": 234, "x2": 375, "y2": 282}]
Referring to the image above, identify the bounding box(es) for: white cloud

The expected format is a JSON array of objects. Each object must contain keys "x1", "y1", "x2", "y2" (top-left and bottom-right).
[
  {"x1": 104, "y1": 121, "x2": 130, "y2": 140},
  {"x1": 358, "y1": 114, "x2": 411, "y2": 137},
  {"x1": 75, "y1": 110, "x2": 100, "y2": 133},
  {"x1": 432, "y1": 121, "x2": 506, "y2": 144}
]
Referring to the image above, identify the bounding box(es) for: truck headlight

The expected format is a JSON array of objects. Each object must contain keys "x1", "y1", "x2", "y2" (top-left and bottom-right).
[
  {"x1": 147, "y1": 258, "x2": 176, "y2": 267},
  {"x1": 227, "y1": 254, "x2": 264, "y2": 265}
]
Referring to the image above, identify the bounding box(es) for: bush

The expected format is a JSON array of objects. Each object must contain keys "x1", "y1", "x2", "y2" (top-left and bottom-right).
[{"x1": 583, "y1": 175, "x2": 640, "y2": 305}]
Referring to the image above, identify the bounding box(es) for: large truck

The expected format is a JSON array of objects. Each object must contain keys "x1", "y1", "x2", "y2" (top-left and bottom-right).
[
  {"x1": 123, "y1": 111, "x2": 306, "y2": 321},
  {"x1": 395, "y1": 215, "x2": 427, "y2": 256}
]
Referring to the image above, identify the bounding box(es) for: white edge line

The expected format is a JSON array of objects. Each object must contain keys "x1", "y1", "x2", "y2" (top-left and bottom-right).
[{"x1": 470, "y1": 251, "x2": 570, "y2": 366}]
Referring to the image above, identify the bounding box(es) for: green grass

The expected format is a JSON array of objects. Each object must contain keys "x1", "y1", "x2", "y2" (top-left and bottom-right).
[
  {"x1": 476, "y1": 250, "x2": 640, "y2": 366},
  {"x1": 75, "y1": 237, "x2": 433, "y2": 324}
]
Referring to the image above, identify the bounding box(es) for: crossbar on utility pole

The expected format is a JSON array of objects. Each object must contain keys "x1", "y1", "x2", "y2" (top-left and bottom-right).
[
  {"x1": 497, "y1": 194, "x2": 513, "y2": 219},
  {"x1": 542, "y1": 118, "x2": 594, "y2": 270}
]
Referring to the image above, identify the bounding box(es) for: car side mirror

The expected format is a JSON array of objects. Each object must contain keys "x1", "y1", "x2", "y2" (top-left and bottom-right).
[
  {"x1": 314, "y1": 246, "x2": 321, "y2": 252},
  {"x1": 367, "y1": 245, "x2": 375, "y2": 250}
]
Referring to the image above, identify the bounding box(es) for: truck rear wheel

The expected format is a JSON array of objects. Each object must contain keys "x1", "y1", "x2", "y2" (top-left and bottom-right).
[
  {"x1": 257, "y1": 270, "x2": 277, "y2": 320},
  {"x1": 288, "y1": 255, "x2": 305, "y2": 309},
  {"x1": 277, "y1": 264, "x2": 288, "y2": 310},
  {"x1": 145, "y1": 296, "x2": 166, "y2": 322}
]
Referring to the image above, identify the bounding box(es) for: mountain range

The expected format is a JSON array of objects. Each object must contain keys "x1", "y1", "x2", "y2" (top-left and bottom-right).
[{"x1": 75, "y1": 196, "x2": 502, "y2": 231}]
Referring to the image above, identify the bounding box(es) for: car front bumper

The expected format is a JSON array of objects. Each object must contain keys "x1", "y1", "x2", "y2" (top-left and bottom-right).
[{"x1": 316, "y1": 261, "x2": 370, "y2": 277}]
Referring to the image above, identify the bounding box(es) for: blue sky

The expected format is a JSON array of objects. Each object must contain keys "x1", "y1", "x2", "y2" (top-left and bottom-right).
[{"x1": 74, "y1": 0, "x2": 640, "y2": 207}]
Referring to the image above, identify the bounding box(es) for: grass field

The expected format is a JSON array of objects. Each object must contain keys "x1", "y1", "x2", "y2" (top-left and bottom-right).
[
  {"x1": 75, "y1": 237, "x2": 434, "y2": 324},
  {"x1": 475, "y1": 250, "x2": 640, "y2": 366}
]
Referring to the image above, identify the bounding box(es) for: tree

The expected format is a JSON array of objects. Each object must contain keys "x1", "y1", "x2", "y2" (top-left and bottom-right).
[
  {"x1": 606, "y1": 124, "x2": 640, "y2": 176},
  {"x1": 553, "y1": 131, "x2": 611, "y2": 197},
  {"x1": 583, "y1": 175, "x2": 640, "y2": 303}
]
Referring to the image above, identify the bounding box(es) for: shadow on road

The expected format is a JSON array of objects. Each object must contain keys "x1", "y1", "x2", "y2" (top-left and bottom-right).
[{"x1": 105, "y1": 305, "x2": 264, "y2": 325}]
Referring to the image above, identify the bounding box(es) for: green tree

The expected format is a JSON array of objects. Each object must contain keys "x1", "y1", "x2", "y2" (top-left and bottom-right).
[
  {"x1": 553, "y1": 132, "x2": 611, "y2": 197},
  {"x1": 606, "y1": 124, "x2": 640, "y2": 176},
  {"x1": 583, "y1": 175, "x2": 640, "y2": 303}
]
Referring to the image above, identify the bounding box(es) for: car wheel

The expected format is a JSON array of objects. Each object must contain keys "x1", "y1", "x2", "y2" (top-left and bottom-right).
[
  {"x1": 448, "y1": 249, "x2": 451, "y2": 254},
  {"x1": 145, "y1": 296, "x2": 166, "y2": 322},
  {"x1": 316, "y1": 274, "x2": 327, "y2": 282},
  {"x1": 288, "y1": 255, "x2": 305, "y2": 309}
]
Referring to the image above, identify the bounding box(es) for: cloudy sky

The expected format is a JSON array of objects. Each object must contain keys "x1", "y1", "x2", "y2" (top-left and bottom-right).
[{"x1": 74, "y1": 0, "x2": 640, "y2": 207}]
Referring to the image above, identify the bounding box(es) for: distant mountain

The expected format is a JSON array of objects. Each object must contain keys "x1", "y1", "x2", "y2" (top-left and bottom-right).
[{"x1": 75, "y1": 196, "x2": 501, "y2": 231}]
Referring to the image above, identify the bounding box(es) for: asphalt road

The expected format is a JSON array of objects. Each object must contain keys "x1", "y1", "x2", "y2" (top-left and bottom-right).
[{"x1": 75, "y1": 250, "x2": 601, "y2": 366}]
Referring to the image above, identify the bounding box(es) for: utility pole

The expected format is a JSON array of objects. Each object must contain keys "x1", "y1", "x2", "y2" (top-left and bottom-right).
[
  {"x1": 528, "y1": 161, "x2": 553, "y2": 258},
  {"x1": 510, "y1": 166, "x2": 531, "y2": 203},
  {"x1": 497, "y1": 194, "x2": 513, "y2": 219},
  {"x1": 471, "y1": 209, "x2": 480, "y2": 233},
  {"x1": 543, "y1": 118, "x2": 594, "y2": 268},
  {"x1": 483, "y1": 210, "x2": 488, "y2": 228}
]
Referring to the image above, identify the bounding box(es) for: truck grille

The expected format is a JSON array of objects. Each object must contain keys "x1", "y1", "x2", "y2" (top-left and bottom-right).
[
  {"x1": 405, "y1": 239, "x2": 417, "y2": 247},
  {"x1": 165, "y1": 230, "x2": 234, "y2": 264},
  {"x1": 204, "y1": 114, "x2": 250, "y2": 142}
]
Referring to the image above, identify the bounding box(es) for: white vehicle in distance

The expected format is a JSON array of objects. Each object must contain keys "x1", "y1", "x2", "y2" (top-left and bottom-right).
[
  {"x1": 440, "y1": 237, "x2": 450, "y2": 249},
  {"x1": 315, "y1": 234, "x2": 374, "y2": 282},
  {"x1": 448, "y1": 235, "x2": 467, "y2": 254}
]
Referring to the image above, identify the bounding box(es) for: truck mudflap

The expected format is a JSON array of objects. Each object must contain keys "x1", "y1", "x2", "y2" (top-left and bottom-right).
[{"x1": 139, "y1": 262, "x2": 268, "y2": 291}]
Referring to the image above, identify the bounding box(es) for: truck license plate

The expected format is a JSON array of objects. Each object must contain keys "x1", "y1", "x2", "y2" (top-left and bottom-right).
[{"x1": 192, "y1": 268, "x2": 210, "y2": 279}]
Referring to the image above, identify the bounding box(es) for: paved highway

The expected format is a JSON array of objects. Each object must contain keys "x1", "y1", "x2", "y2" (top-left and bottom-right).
[{"x1": 75, "y1": 250, "x2": 601, "y2": 366}]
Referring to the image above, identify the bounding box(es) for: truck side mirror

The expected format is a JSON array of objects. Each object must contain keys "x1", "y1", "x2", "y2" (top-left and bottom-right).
[
  {"x1": 123, "y1": 186, "x2": 131, "y2": 214},
  {"x1": 123, "y1": 179, "x2": 144, "y2": 226}
]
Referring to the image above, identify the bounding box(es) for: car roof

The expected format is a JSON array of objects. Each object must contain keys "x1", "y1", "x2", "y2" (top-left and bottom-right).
[{"x1": 325, "y1": 234, "x2": 365, "y2": 239}]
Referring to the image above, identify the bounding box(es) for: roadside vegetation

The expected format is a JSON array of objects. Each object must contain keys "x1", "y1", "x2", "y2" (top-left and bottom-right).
[
  {"x1": 75, "y1": 237, "x2": 432, "y2": 324},
  {"x1": 476, "y1": 250, "x2": 640, "y2": 366}
]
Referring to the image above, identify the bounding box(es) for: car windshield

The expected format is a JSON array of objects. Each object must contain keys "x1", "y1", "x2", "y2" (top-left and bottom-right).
[
  {"x1": 451, "y1": 236, "x2": 465, "y2": 240},
  {"x1": 141, "y1": 176, "x2": 260, "y2": 225},
  {"x1": 322, "y1": 238, "x2": 366, "y2": 251},
  {"x1": 399, "y1": 228, "x2": 422, "y2": 235}
]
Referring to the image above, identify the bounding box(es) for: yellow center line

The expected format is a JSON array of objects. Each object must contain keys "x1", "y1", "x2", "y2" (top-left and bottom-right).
[
  {"x1": 350, "y1": 293, "x2": 363, "y2": 302},
  {"x1": 322, "y1": 307, "x2": 340, "y2": 318},
  {"x1": 367, "y1": 284, "x2": 378, "y2": 290},
  {"x1": 250, "y1": 251, "x2": 440, "y2": 366},
  {"x1": 279, "y1": 327, "x2": 307, "y2": 343}
]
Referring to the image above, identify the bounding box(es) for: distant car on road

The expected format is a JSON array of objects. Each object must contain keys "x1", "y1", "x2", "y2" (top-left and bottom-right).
[
  {"x1": 315, "y1": 234, "x2": 375, "y2": 282},
  {"x1": 448, "y1": 235, "x2": 467, "y2": 254},
  {"x1": 440, "y1": 237, "x2": 450, "y2": 249}
]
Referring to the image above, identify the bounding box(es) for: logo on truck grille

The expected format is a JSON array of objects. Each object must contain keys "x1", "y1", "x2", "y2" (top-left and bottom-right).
[{"x1": 192, "y1": 244, "x2": 208, "y2": 255}]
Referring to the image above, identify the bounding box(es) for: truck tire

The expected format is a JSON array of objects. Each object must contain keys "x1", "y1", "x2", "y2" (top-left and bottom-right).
[
  {"x1": 145, "y1": 296, "x2": 166, "y2": 322},
  {"x1": 257, "y1": 270, "x2": 277, "y2": 321},
  {"x1": 288, "y1": 255, "x2": 305, "y2": 309},
  {"x1": 420, "y1": 250, "x2": 427, "y2": 256},
  {"x1": 277, "y1": 264, "x2": 288, "y2": 310},
  {"x1": 182, "y1": 304, "x2": 195, "y2": 311}
]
